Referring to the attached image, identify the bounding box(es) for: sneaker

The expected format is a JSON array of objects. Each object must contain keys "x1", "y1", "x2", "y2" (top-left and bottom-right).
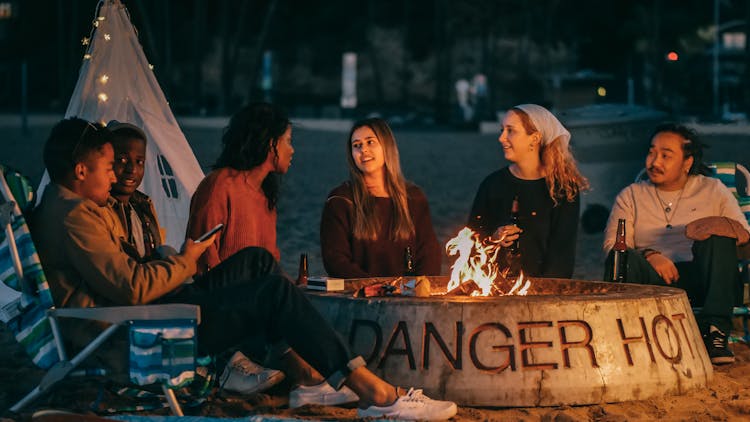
[
  {"x1": 357, "y1": 388, "x2": 458, "y2": 420},
  {"x1": 219, "y1": 351, "x2": 285, "y2": 395},
  {"x1": 289, "y1": 381, "x2": 359, "y2": 408},
  {"x1": 704, "y1": 326, "x2": 735, "y2": 365}
]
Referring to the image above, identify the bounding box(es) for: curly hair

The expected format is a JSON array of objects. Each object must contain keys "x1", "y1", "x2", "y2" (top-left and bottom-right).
[
  {"x1": 511, "y1": 107, "x2": 589, "y2": 205},
  {"x1": 214, "y1": 103, "x2": 291, "y2": 210}
]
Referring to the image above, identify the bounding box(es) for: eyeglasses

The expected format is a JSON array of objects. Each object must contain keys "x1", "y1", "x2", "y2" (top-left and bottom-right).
[{"x1": 70, "y1": 122, "x2": 101, "y2": 164}]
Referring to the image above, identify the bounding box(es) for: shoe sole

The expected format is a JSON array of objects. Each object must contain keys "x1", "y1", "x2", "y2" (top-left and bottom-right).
[
  {"x1": 711, "y1": 356, "x2": 735, "y2": 365},
  {"x1": 289, "y1": 394, "x2": 359, "y2": 409},
  {"x1": 357, "y1": 403, "x2": 458, "y2": 420},
  {"x1": 223, "y1": 371, "x2": 286, "y2": 395}
]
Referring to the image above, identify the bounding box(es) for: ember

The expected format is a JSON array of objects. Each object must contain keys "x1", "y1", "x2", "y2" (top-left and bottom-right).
[{"x1": 445, "y1": 227, "x2": 531, "y2": 296}]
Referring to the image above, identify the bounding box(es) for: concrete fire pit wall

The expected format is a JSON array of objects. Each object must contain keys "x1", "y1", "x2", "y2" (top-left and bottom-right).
[{"x1": 306, "y1": 278, "x2": 713, "y2": 407}]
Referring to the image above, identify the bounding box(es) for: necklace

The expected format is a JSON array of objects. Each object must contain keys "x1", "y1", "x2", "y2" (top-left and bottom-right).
[{"x1": 654, "y1": 186, "x2": 685, "y2": 229}]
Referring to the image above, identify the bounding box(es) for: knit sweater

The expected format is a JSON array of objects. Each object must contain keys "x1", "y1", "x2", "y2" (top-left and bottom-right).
[
  {"x1": 187, "y1": 168, "x2": 279, "y2": 273},
  {"x1": 320, "y1": 182, "x2": 442, "y2": 278},
  {"x1": 603, "y1": 175, "x2": 750, "y2": 262},
  {"x1": 467, "y1": 167, "x2": 580, "y2": 278}
]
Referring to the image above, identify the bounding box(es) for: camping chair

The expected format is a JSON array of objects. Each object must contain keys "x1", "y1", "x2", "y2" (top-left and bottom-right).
[
  {"x1": 635, "y1": 162, "x2": 750, "y2": 341},
  {"x1": 0, "y1": 167, "x2": 200, "y2": 416}
]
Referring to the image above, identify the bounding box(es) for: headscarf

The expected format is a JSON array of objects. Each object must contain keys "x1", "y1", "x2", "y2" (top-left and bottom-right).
[{"x1": 514, "y1": 104, "x2": 570, "y2": 150}]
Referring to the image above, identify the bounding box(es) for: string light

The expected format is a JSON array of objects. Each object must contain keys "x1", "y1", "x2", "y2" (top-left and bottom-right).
[
  {"x1": 148, "y1": 64, "x2": 154, "y2": 70},
  {"x1": 98, "y1": 93, "x2": 109, "y2": 102},
  {"x1": 97, "y1": 16, "x2": 105, "y2": 21},
  {"x1": 93, "y1": 20, "x2": 99, "y2": 27},
  {"x1": 83, "y1": 54, "x2": 92, "y2": 60},
  {"x1": 81, "y1": 37, "x2": 90, "y2": 46},
  {"x1": 104, "y1": 33, "x2": 111, "y2": 41},
  {"x1": 99, "y1": 74, "x2": 109, "y2": 84}
]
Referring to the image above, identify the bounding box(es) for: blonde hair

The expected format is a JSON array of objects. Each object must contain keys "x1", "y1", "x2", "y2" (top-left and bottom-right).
[
  {"x1": 511, "y1": 108, "x2": 589, "y2": 204},
  {"x1": 346, "y1": 118, "x2": 415, "y2": 241}
]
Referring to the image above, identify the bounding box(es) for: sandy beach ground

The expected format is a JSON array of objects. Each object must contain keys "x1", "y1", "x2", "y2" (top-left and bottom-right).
[{"x1": 2, "y1": 118, "x2": 750, "y2": 420}]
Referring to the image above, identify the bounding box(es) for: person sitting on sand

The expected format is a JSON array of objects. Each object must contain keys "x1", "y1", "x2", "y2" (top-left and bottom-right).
[
  {"x1": 467, "y1": 104, "x2": 588, "y2": 279},
  {"x1": 31, "y1": 117, "x2": 457, "y2": 420},
  {"x1": 187, "y1": 103, "x2": 352, "y2": 406},
  {"x1": 602, "y1": 123, "x2": 750, "y2": 365},
  {"x1": 320, "y1": 117, "x2": 441, "y2": 278}
]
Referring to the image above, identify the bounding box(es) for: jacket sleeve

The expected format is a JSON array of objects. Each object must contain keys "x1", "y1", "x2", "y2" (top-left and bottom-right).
[
  {"x1": 64, "y1": 204, "x2": 196, "y2": 306},
  {"x1": 320, "y1": 195, "x2": 369, "y2": 278},
  {"x1": 187, "y1": 178, "x2": 226, "y2": 273},
  {"x1": 412, "y1": 190, "x2": 442, "y2": 276},
  {"x1": 541, "y1": 195, "x2": 580, "y2": 278}
]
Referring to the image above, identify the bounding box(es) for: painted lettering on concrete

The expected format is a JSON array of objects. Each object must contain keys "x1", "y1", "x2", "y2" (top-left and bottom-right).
[{"x1": 349, "y1": 314, "x2": 693, "y2": 372}]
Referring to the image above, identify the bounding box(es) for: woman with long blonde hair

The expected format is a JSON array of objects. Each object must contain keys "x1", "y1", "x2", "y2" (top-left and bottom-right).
[
  {"x1": 321, "y1": 118, "x2": 441, "y2": 278},
  {"x1": 468, "y1": 104, "x2": 589, "y2": 278}
]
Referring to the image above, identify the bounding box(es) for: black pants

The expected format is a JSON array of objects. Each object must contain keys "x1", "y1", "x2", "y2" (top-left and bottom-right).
[
  {"x1": 159, "y1": 247, "x2": 363, "y2": 388},
  {"x1": 605, "y1": 236, "x2": 740, "y2": 334}
]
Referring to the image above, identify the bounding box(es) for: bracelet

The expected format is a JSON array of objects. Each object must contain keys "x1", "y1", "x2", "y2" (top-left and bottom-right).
[{"x1": 642, "y1": 249, "x2": 660, "y2": 259}]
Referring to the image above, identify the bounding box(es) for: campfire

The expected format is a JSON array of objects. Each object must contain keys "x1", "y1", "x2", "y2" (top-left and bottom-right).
[{"x1": 444, "y1": 227, "x2": 531, "y2": 296}]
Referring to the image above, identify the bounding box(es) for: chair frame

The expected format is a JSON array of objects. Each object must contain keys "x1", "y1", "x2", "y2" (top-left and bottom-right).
[{"x1": 0, "y1": 173, "x2": 201, "y2": 416}]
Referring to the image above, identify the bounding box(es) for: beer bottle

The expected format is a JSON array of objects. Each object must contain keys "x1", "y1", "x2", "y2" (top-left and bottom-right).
[
  {"x1": 509, "y1": 196, "x2": 520, "y2": 255},
  {"x1": 296, "y1": 253, "x2": 308, "y2": 286},
  {"x1": 404, "y1": 247, "x2": 415, "y2": 276},
  {"x1": 612, "y1": 219, "x2": 627, "y2": 282}
]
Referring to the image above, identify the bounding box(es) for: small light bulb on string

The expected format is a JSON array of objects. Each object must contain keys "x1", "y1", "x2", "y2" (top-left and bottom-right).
[
  {"x1": 148, "y1": 64, "x2": 154, "y2": 70},
  {"x1": 98, "y1": 93, "x2": 109, "y2": 102},
  {"x1": 99, "y1": 74, "x2": 109, "y2": 84},
  {"x1": 97, "y1": 16, "x2": 105, "y2": 21},
  {"x1": 81, "y1": 37, "x2": 90, "y2": 46},
  {"x1": 83, "y1": 54, "x2": 92, "y2": 60},
  {"x1": 104, "y1": 34, "x2": 111, "y2": 41},
  {"x1": 93, "y1": 20, "x2": 99, "y2": 27}
]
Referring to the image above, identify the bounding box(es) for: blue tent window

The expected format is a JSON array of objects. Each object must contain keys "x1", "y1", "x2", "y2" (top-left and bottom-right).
[{"x1": 157, "y1": 155, "x2": 178, "y2": 199}]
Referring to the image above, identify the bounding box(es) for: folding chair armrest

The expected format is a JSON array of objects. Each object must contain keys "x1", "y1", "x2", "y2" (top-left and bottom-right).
[{"x1": 49, "y1": 304, "x2": 200, "y2": 325}]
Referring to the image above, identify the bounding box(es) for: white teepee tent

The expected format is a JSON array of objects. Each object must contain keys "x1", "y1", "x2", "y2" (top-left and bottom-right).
[{"x1": 40, "y1": 0, "x2": 204, "y2": 248}]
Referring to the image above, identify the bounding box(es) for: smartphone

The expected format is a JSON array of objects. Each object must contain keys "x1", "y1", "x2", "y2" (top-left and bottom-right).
[{"x1": 196, "y1": 223, "x2": 224, "y2": 242}]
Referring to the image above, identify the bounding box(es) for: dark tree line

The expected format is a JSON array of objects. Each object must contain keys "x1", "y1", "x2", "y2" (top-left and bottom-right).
[{"x1": 1, "y1": 0, "x2": 749, "y2": 120}]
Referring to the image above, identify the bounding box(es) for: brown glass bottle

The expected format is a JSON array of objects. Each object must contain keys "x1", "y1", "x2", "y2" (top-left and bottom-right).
[
  {"x1": 404, "y1": 247, "x2": 415, "y2": 276},
  {"x1": 297, "y1": 253, "x2": 308, "y2": 286},
  {"x1": 612, "y1": 219, "x2": 627, "y2": 282},
  {"x1": 509, "y1": 196, "x2": 520, "y2": 255}
]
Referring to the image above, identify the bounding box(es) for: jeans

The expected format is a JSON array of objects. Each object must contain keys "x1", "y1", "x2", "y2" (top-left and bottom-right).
[
  {"x1": 604, "y1": 236, "x2": 740, "y2": 334},
  {"x1": 159, "y1": 247, "x2": 363, "y2": 388}
]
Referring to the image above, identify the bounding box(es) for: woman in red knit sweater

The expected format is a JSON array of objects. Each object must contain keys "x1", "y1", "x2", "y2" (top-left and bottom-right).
[
  {"x1": 187, "y1": 103, "x2": 293, "y2": 273},
  {"x1": 187, "y1": 103, "x2": 361, "y2": 407},
  {"x1": 320, "y1": 118, "x2": 441, "y2": 278}
]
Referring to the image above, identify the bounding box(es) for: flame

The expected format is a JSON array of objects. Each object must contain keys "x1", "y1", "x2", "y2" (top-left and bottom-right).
[{"x1": 445, "y1": 227, "x2": 531, "y2": 296}]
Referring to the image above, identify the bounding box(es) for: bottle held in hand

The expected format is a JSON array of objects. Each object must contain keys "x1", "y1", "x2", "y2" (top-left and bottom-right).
[
  {"x1": 612, "y1": 219, "x2": 627, "y2": 283},
  {"x1": 509, "y1": 196, "x2": 520, "y2": 255}
]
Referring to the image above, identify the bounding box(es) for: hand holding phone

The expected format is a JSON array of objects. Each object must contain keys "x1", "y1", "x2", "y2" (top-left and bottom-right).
[{"x1": 196, "y1": 223, "x2": 224, "y2": 242}]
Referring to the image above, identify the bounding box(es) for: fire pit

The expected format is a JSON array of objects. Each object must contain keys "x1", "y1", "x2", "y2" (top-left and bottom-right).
[{"x1": 306, "y1": 277, "x2": 713, "y2": 407}]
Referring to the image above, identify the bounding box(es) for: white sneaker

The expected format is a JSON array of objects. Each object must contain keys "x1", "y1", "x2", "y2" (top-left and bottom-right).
[
  {"x1": 219, "y1": 351, "x2": 285, "y2": 395},
  {"x1": 358, "y1": 388, "x2": 458, "y2": 420},
  {"x1": 289, "y1": 381, "x2": 359, "y2": 408}
]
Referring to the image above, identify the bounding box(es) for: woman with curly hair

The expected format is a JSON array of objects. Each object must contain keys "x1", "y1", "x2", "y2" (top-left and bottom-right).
[
  {"x1": 468, "y1": 104, "x2": 589, "y2": 278},
  {"x1": 320, "y1": 118, "x2": 441, "y2": 278},
  {"x1": 187, "y1": 102, "x2": 293, "y2": 273}
]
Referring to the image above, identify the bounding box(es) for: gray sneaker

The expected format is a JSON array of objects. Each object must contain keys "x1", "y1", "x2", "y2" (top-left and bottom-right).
[
  {"x1": 219, "y1": 351, "x2": 285, "y2": 395},
  {"x1": 357, "y1": 388, "x2": 458, "y2": 420}
]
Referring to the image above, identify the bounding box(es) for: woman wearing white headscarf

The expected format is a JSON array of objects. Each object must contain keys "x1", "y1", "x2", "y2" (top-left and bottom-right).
[{"x1": 467, "y1": 104, "x2": 589, "y2": 278}]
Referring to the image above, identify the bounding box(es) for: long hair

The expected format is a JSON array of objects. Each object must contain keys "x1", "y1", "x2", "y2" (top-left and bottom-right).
[
  {"x1": 650, "y1": 123, "x2": 711, "y2": 176},
  {"x1": 346, "y1": 118, "x2": 415, "y2": 241},
  {"x1": 511, "y1": 107, "x2": 589, "y2": 205},
  {"x1": 214, "y1": 102, "x2": 291, "y2": 210}
]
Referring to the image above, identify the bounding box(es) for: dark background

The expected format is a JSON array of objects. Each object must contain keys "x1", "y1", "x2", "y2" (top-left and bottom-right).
[{"x1": 2, "y1": 0, "x2": 750, "y2": 123}]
